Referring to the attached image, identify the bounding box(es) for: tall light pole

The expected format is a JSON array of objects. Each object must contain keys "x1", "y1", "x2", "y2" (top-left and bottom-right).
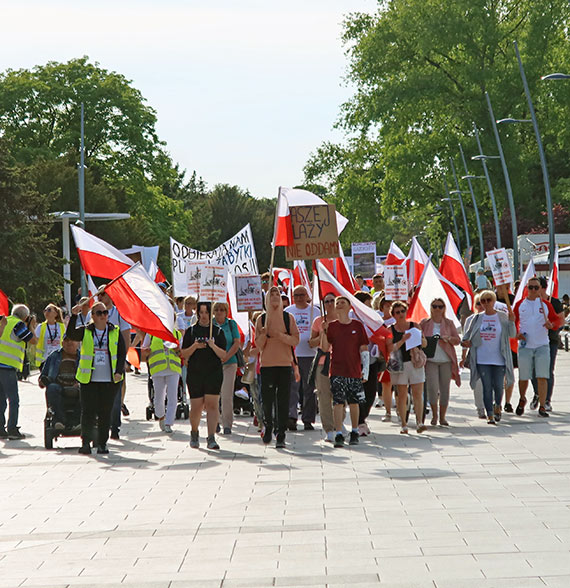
[
  {"x1": 485, "y1": 91, "x2": 519, "y2": 279},
  {"x1": 442, "y1": 176, "x2": 461, "y2": 251},
  {"x1": 472, "y1": 122, "x2": 501, "y2": 248},
  {"x1": 514, "y1": 40, "x2": 555, "y2": 270},
  {"x1": 78, "y1": 102, "x2": 86, "y2": 296},
  {"x1": 459, "y1": 143, "x2": 485, "y2": 268},
  {"x1": 449, "y1": 157, "x2": 471, "y2": 250}
]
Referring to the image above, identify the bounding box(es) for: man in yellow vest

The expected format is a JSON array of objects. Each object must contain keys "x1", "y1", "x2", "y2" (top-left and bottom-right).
[
  {"x1": 67, "y1": 301, "x2": 126, "y2": 455},
  {"x1": 0, "y1": 305, "x2": 38, "y2": 440}
]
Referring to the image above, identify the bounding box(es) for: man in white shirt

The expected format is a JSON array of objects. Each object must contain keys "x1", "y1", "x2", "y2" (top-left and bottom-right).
[
  {"x1": 513, "y1": 277, "x2": 561, "y2": 418},
  {"x1": 285, "y1": 285, "x2": 320, "y2": 430}
]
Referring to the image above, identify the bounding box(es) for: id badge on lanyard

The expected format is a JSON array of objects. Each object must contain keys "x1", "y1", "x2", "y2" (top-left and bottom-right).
[{"x1": 95, "y1": 328, "x2": 107, "y2": 365}]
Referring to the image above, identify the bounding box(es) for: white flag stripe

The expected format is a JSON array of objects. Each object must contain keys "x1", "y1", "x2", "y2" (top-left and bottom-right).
[{"x1": 71, "y1": 225, "x2": 134, "y2": 265}]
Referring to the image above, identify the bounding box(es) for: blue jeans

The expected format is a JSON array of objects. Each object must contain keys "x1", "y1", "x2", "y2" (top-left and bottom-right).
[
  {"x1": 477, "y1": 364, "x2": 505, "y2": 417},
  {"x1": 46, "y1": 382, "x2": 64, "y2": 423},
  {"x1": 0, "y1": 367, "x2": 19, "y2": 432}
]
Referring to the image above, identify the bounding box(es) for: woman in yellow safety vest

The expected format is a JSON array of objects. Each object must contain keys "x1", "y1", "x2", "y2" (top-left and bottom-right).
[
  {"x1": 35, "y1": 303, "x2": 65, "y2": 367},
  {"x1": 66, "y1": 301, "x2": 127, "y2": 455},
  {"x1": 141, "y1": 330, "x2": 182, "y2": 434}
]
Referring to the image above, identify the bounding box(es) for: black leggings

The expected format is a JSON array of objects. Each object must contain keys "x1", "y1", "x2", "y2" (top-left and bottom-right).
[
  {"x1": 358, "y1": 361, "x2": 379, "y2": 425},
  {"x1": 260, "y1": 366, "x2": 291, "y2": 436},
  {"x1": 80, "y1": 381, "x2": 120, "y2": 447}
]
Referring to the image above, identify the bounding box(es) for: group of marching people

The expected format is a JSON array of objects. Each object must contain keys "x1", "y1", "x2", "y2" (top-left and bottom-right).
[{"x1": 0, "y1": 268, "x2": 564, "y2": 454}]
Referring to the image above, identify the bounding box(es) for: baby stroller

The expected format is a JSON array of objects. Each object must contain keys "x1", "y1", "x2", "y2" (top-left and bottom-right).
[
  {"x1": 145, "y1": 374, "x2": 189, "y2": 421},
  {"x1": 233, "y1": 372, "x2": 254, "y2": 417},
  {"x1": 44, "y1": 385, "x2": 94, "y2": 449}
]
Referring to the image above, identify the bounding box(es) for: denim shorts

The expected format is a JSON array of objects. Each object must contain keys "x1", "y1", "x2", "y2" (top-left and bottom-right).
[{"x1": 518, "y1": 345, "x2": 550, "y2": 380}]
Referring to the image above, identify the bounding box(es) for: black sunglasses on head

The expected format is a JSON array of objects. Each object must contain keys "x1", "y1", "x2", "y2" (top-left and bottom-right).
[{"x1": 94, "y1": 309, "x2": 109, "y2": 316}]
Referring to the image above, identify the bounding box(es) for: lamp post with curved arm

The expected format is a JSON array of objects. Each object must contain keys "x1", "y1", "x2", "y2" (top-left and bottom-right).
[
  {"x1": 449, "y1": 157, "x2": 471, "y2": 251},
  {"x1": 442, "y1": 176, "x2": 461, "y2": 251}
]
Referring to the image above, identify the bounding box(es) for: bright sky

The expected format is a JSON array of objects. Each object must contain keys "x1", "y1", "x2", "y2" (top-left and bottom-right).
[{"x1": 2, "y1": 0, "x2": 377, "y2": 198}]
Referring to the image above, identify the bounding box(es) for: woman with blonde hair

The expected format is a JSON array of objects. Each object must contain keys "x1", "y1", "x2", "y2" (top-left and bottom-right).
[{"x1": 35, "y1": 303, "x2": 65, "y2": 368}]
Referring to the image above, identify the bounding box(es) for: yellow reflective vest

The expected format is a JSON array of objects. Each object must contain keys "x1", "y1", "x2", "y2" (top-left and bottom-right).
[
  {"x1": 35, "y1": 321, "x2": 64, "y2": 366},
  {"x1": 76, "y1": 326, "x2": 123, "y2": 384},
  {"x1": 148, "y1": 331, "x2": 182, "y2": 376},
  {"x1": 0, "y1": 316, "x2": 26, "y2": 371}
]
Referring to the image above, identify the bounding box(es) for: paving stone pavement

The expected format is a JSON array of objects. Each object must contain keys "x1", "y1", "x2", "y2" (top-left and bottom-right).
[{"x1": 2, "y1": 352, "x2": 570, "y2": 588}]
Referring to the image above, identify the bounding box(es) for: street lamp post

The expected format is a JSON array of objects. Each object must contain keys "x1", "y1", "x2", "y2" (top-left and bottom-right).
[
  {"x1": 78, "y1": 103, "x2": 87, "y2": 296},
  {"x1": 459, "y1": 143, "x2": 485, "y2": 267},
  {"x1": 472, "y1": 122, "x2": 501, "y2": 248},
  {"x1": 442, "y1": 176, "x2": 461, "y2": 251},
  {"x1": 449, "y1": 157, "x2": 471, "y2": 250},
  {"x1": 485, "y1": 91, "x2": 519, "y2": 279},
  {"x1": 513, "y1": 40, "x2": 555, "y2": 270}
]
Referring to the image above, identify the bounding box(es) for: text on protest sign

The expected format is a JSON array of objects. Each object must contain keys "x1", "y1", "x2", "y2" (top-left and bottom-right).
[
  {"x1": 486, "y1": 248, "x2": 513, "y2": 286},
  {"x1": 285, "y1": 204, "x2": 339, "y2": 261},
  {"x1": 187, "y1": 261, "x2": 206, "y2": 297},
  {"x1": 384, "y1": 265, "x2": 408, "y2": 300},
  {"x1": 199, "y1": 265, "x2": 228, "y2": 303},
  {"x1": 170, "y1": 224, "x2": 258, "y2": 296},
  {"x1": 235, "y1": 275, "x2": 264, "y2": 312}
]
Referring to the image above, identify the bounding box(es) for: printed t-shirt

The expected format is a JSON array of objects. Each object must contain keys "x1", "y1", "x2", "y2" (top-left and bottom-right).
[
  {"x1": 477, "y1": 314, "x2": 504, "y2": 365},
  {"x1": 327, "y1": 319, "x2": 368, "y2": 379},
  {"x1": 182, "y1": 324, "x2": 226, "y2": 377},
  {"x1": 518, "y1": 298, "x2": 549, "y2": 349},
  {"x1": 285, "y1": 304, "x2": 320, "y2": 358}
]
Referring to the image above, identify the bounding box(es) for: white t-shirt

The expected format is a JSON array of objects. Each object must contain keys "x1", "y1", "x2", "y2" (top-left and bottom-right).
[
  {"x1": 430, "y1": 322, "x2": 450, "y2": 363},
  {"x1": 176, "y1": 311, "x2": 196, "y2": 332},
  {"x1": 284, "y1": 304, "x2": 321, "y2": 357},
  {"x1": 477, "y1": 314, "x2": 504, "y2": 365},
  {"x1": 92, "y1": 327, "x2": 112, "y2": 382},
  {"x1": 518, "y1": 298, "x2": 549, "y2": 349},
  {"x1": 35, "y1": 322, "x2": 62, "y2": 361}
]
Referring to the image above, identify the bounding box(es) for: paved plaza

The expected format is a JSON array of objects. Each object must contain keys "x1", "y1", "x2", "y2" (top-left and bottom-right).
[{"x1": 2, "y1": 352, "x2": 570, "y2": 588}]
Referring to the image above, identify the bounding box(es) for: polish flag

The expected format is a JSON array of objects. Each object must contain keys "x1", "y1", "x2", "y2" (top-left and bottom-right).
[
  {"x1": 439, "y1": 232, "x2": 474, "y2": 309},
  {"x1": 316, "y1": 252, "x2": 358, "y2": 294},
  {"x1": 272, "y1": 267, "x2": 293, "y2": 289},
  {"x1": 546, "y1": 248, "x2": 559, "y2": 298},
  {"x1": 86, "y1": 275, "x2": 97, "y2": 307},
  {"x1": 385, "y1": 241, "x2": 406, "y2": 265},
  {"x1": 293, "y1": 260, "x2": 311, "y2": 293},
  {"x1": 405, "y1": 237, "x2": 429, "y2": 290},
  {"x1": 104, "y1": 263, "x2": 177, "y2": 344},
  {"x1": 71, "y1": 226, "x2": 133, "y2": 280},
  {"x1": 272, "y1": 187, "x2": 349, "y2": 246},
  {"x1": 513, "y1": 259, "x2": 536, "y2": 306},
  {"x1": 315, "y1": 260, "x2": 386, "y2": 336},
  {"x1": 0, "y1": 288, "x2": 9, "y2": 315},
  {"x1": 407, "y1": 261, "x2": 462, "y2": 328}
]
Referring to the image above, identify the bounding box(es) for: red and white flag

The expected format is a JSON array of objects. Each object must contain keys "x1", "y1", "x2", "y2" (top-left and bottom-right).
[
  {"x1": 0, "y1": 288, "x2": 9, "y2": 316},
  {"x1": 385, "y1": 240, "x2": 406, "y2": 265},
  {"x1": 546, "y1": 248, "x2": 559, "y2": 298},
  {"x1": 407, "y1": 261, "x2": 462, "y2": 328},
  {"x1": 513, "y1": 259, "x2": 536, "y2": 306},
  {"x1": 439, "y1": 232, "x2": 474, "y2": 309},
  {"x1": 86, "y1": 275, "x2": 97, "y2": 307},
  {"x1": 272, "y1": 187, "x2": 349, "y2": 247},
  {"x1": 104, "y1": 263, "x2": 177, "y2": 344},
  {"x1": 405, "y1": 237, "x2": 429, "y2": 290},
  {"x1": 293, "y1": 260, "x2": 311, "y2": 293},
  {"x1": 71, "y1": 226, "x2": 133, "y2": 280},
  {"x1": 272, "y1": 267, "x2": 293, "y2": 289},
  {"x1": 315, "y1": 260, "x2": 385, "y2": 336}
]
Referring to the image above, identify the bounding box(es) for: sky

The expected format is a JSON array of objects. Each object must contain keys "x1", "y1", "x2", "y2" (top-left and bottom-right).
[{"x1": 1, "y1": 0, "x2": 378, "y2": 198}]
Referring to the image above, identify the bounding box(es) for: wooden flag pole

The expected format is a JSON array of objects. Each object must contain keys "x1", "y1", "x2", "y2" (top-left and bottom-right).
[{"x1": 268, "y1": 186, "x2": 282, "y2": 277}]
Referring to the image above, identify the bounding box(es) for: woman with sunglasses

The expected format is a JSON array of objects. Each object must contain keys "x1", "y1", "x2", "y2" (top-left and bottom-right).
[
  {"x1": 35, "y1": 303, "x2": 65, "y2": 368},
  {"x1": 460, "y1": 294, "x2": 485, "y2": 418},
  {"x1": 420, "y1": 298, "x2": 461, "y2": 426},
  {"x1": 386, "y1": 301, "x2": 427, "y2": 434},
  {"x1": 67, "y1": 302, "x2": 127, "y2": 454},
  {"x1": 462, "y1": 290, "x2": 516, "y2": 424}
]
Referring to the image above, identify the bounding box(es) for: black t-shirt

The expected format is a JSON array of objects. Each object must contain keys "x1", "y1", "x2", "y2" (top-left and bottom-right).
[
  {"x1": 182, "y1": 323, "x2": 226, "y2": 377},
  {"x1": 391, "y1": 322, "x2": 418, "y2": 362}
]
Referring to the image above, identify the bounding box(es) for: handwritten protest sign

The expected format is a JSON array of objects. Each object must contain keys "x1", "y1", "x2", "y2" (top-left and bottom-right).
[
  {"x1": 235, "y1": 275, "x2": 264, "y2": 312},
  {"x1": 199, "y1": 265, "x2": 228, "y2": 303},
  {"x1": 285, "y1": 204, "x2": 339, "y2": 261},
  {"x1": 170, "y1": 224, "x2": 258, "y2": 296},
  {"x1": 352, "y1": 242, "x2": 377, "y2": 278},
  {"x1": 486, "y1": 248, "x2": 513, "y2": 286},
  {"x1": 186, "y1": 261, "x2": 206, "y2": 297},
  {"x1": 384, "y1": 265, "x2": 408, "y2": 300}
]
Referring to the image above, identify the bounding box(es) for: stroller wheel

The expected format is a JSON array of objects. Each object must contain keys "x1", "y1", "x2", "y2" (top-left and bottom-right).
[{"x1": 146, "y1": 406, "x2": 153, "y2": 421}]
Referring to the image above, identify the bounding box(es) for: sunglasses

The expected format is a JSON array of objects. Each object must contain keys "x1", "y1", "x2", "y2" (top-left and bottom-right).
[
  {"x1": 481, "y1": 298, "x2": 493, "y2": 303},
  {"x1": 431, "y1": 304, "x2": 444, "y2": 309},
  {"x1": 324, "y1": 299, "x2": 335, "y2": 304},
  {"x1": 393, "y1": 309, "x2": 406, "y2": 315},
  {"x1": 293, "y1": 294, "x2": 305, "y2": 297},
  {"x1": 94, "y1": 310, "x2": 109, "y2": 316},
  {"x1": 528, "y1": 285, "x2": 539, "y2": 290},
  {"x1": 261, "y1": 280, "x2": 269, "y2": 284},
  {"x1": 44, "y1": 308, "x2": 53, "y2": 313}
]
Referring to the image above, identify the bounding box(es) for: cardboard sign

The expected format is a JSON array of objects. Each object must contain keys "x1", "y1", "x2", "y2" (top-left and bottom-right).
[
  {"x1": 486, "y1": 248, "x2": 513, "y2": 286},
  {"x1": 285, "y1": 204, "x2": 339, "y2": 261},
  {"x1": 384, "y1": 265, "x2": 408, "y2": 300},
  {"x1": 235, "y1": 275, "x2": 264, "y2": 312},
  {"x1": 352, "y1": 242, "x2": 377, "y2": 278},
  {"x1": 200, "y1": 265, "x2": 228, "y2": 303},
  {"x1": 187, "y1": 261, "x2": 206, "y2": 297},
  {"x1": 170, "y1": 224, "x2": 258, "y2": 296}
]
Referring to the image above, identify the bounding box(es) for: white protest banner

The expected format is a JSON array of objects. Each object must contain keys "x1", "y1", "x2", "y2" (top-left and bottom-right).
[
  {"x1": 486, "y1": 248, "x2": 513, "y2": 286},
  {"x1": 187, "y1": 261, "x2": 206, "y2": 297},
  {"x1": 384, "y1": 265, "x2": 408, "y2": 300},
  {"x1": 235, "y1": 275, "x2": 264, "y2": 312},
  {"x1": 200, "y1": 265, "x2": 228, "y2": 303},
  {"x1": 170, "y1": 224, "x2": 258, "y2": 296}
]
